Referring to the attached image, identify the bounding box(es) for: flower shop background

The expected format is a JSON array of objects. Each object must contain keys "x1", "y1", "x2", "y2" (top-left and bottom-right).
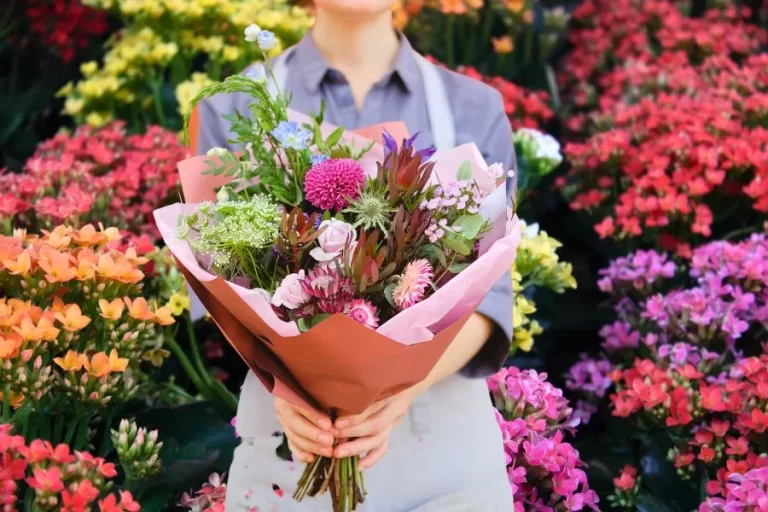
[{"x1": 1, "y1": 0, "x2": 767, "y2": 510}]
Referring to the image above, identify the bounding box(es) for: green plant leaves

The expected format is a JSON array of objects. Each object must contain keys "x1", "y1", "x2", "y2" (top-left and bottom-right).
[
  {"x1": 452, "y1": 214, "x2": 484, "y2": 240},
  {"x1": 456, "y1": 160, "x2": 472, "y2": 181},
  {"x1": 441, "y1": 235, "x2": 472, "y2": 255}
]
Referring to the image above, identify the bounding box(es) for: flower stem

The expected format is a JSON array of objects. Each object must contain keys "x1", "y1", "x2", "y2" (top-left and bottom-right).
[
  {"x1": 2, "y1": 384, "x2": 10, "y2": 421},
  {"x1": 63, "y1": 417, "x2": 79, "y2": 445},
  {"x1": 165, "y1": 335, "x2": 210, "y2": 397}
]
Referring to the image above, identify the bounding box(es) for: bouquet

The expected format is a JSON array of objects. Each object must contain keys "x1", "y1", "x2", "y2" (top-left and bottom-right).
[{"x1": 154, "y1": 28, "x2": 521, "y2": 512}]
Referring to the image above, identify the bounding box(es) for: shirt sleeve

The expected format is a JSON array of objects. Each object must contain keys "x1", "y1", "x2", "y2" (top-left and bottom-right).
[{"x1": 458, "y1": 87, "x2": 517, "y2": 378}]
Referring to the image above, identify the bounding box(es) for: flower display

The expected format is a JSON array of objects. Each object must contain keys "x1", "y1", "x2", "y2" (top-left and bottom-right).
[
  {"x1": 488, "y1": 367, "x2": 599, "y2": 511},
  {"x1": 180, "y1": 472, "x2": 227, "y2": 512},
  {"x1": 0, "y1": 123, "x2": 188, "y2": 242},
  {"x1": 557, "y1": 0, "x2": 768, "y2": 247},
  {"x1": 0, "y1": 225, "x2": 174, "y2": 451},
  {"x1": 60, "y1": 0, "x2": 311, "y2": 128},
  {"x1": 0, "y1": 424, "x2": 140, "y2": 511},
  {"x1": 567, "y1": 233, "x2": 768, "y2": 505},
  {"x1": 511, "y1": 221, "x2": 577, "y2": 353}
]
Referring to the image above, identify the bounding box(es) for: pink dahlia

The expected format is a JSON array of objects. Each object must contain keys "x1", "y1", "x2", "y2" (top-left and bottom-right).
[
  {"x1": 301, "y1": 265, "x2": 355, "y2": 314},
  {"x1": 304, "y1": 158, "x2": 365, "y2": 211},
  {"x1": 344, "y1": 299, "x2": 380, "y2": 329},
  {"x1": 393, "y1": 259, "x2": 433, "y2": 310}
]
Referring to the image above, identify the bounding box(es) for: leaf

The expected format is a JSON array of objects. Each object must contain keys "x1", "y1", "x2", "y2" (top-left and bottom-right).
[
  {"x1": 322, "y1": 210, "x2": 332, "y2": 221},
  {"x1": 636, "y1": 493, "x2": 678, "y2": 512},
  {"x1": 456, "y1": 160, "x2": 472, "y2": 181},
  {"x1": 448, "y1": 262, "x2": 470, "y2": 273},
  {"x1": 330, "y1": 148, "x2": 349, "y2": 159},
  {"x1": 442, "y1": 235, "x2": 472, "y2": 256},
  {"x1": 384, "y1": 283, "x2": 397, "y2": 307},
  {"x1": 325, "y1": 127, "x2": 345, "y2": 148},
  {"x1": 310, "y1": 314, "x2": 330, "y2": 327},
  {"x1": 297, "y1": 318, "x2": 309, "y2": 332},
  {"x1": 420, "y1": 244, "x2": 447, "y2": 267},
  {"x1": 452, "y1": 214, "x2": 485, "y2": 240}
]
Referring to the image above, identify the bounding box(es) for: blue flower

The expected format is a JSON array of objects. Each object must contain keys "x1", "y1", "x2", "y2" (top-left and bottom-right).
[
  {"x1": 257, "y1": 30, "x2": 277, "y2": 51},
  {"x1": 271, "y1": 121, "x2": 312, "y2": 151},
  {"x1": 382, "y1": 130, "x2": 436, "y2": 161},
  {"x1": 245, "y1": 66, "x2": 266, "y2": 83},
  {"x1": 310, "y1": 154, "x2": 329, "y2": 166}
]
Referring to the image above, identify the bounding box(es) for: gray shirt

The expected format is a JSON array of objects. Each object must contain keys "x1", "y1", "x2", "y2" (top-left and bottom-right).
[{"x1": 197, "y1": 33, "x2": 515, "y2": 376}]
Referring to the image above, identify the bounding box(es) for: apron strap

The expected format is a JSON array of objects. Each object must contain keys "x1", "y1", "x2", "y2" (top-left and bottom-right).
[{"x1": 414, "y1": 54, "x2": 456, "y2": 152}]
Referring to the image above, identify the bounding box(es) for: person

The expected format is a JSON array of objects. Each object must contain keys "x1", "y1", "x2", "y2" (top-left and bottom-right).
[{"x1": 195, "y1": 1, "x2": 517, "y2": 510}]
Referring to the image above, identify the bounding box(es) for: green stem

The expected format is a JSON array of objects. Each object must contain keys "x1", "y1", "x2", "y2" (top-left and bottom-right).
[
  {"x1": 477, "y1": 7, "x2": 495, "y2": 69},
  {"x1": 523, "y1": 23, "x2": 534, "y2": 66},
  {"x1": 53, "y1": 414, "x2": 65, "y2": 444},
  {"x1": 98, "y1": 412, "x2": 115, "y2": 457},
  {"x1": 150, "y1": 78, "x2": 168, "y2": 128},
  {"x1": 445, "y1": 16, "x2": 456, "y2": 69},
  {"x1": 2, "y1": 384, "x2": 10, "y2": 422},
  {"x1": 165, "y1": 335, "x2": 210, "y2": 397},
  {"x1": 185, "y1": 316, "x2": 214, "y2": 389},
  {"x1": 73, "y1": 418, "x2": 90, "y2": 451},
  {"x1": 723, "y1": 226, "x2": 755, "y2": 241}
]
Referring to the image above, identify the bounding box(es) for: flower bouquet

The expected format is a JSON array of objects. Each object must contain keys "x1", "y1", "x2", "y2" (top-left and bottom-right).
[{"x1": 154, "y1": 28, "x2": 521, "y2": 512}]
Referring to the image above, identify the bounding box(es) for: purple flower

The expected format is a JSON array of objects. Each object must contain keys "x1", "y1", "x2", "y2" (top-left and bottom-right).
[
  {"x1": 599, "y1": 321, "x2": 641, "y2": 353},
  {"x1": 566, "y1": 355, "x2": 613, "y2": 398},
  {"x1": 271, "y1": 121, "x2": 312, "y2": 151},
  {"x1": 382, "y1": 130, "x2": 436, "y2": 161},
  {"x1": 310, "y1": 153, "x2": 329, "y2": 166}
]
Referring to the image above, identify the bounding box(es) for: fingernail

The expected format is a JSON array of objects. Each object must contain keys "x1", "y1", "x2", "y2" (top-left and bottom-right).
[
  {"x1": 336, "y1": 420, "x2": 348, "y2": 428},
  {"x1": 319, "y1": 418, "x2": 332, "y2": 430},
  {"x1": 318, "y1": 434, "x2": 332, "y2": 444},
  {"x1": 338, "y1": 449, "x2": 349, "y2": 457},
  {"x1": 324, "y1": 448, "x2": 333, "y2": 456}
]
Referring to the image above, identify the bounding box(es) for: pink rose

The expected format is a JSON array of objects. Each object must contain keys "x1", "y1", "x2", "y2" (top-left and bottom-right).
[
  {"x1": 310, "y1": 219, "x2": 356, "y2": 262},
  {"x1": 272, "y1": 270, "x2": 311, "y2": 309}
]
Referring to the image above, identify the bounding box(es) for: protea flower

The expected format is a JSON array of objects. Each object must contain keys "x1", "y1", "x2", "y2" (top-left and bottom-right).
[{"x1": 301, "y1": 265, "x2": 355, "y2": 314}]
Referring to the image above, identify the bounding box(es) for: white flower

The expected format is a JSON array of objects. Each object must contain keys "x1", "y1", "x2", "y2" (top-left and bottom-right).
[
  {"x1": 309, "y1": 219, "x2": 357, "y2": 262},
  {"x1": 244, "y1": 24, "x2": 261, "y2": 42},
  {"x1": 521, "y1": 220, "x2": 540, "y2": 238},
  {"x1": 517, "y1": 128, "x2": 563, "y2": 164},
  {"x1": 245, "y1": 66, "x2": 266, "y2": 83},
  {"x1": 487, "y1": 162, "x2": 505, "y2": 181},
  {"x1": 206, "y1": 147, "x2": 228, "y2": 157}
]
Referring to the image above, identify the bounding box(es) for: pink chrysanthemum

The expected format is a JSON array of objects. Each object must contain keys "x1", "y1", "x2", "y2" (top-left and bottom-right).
[
  {"x1": 304, "y1": 158, "x2": 365, "y2": 211},
  {"x1": 301, "y1": 265, "x2": 355, "y2": 314},
  {"x1": 393, "y1": 259, "x2": 433, "y2": 310},
  {"x1": 344, "y1": 299, "x2": 380, "y2": 329}
]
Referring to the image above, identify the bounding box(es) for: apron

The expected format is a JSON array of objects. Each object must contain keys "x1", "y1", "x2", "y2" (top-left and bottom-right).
[{"x1": 195, "y1": 51, "x2": 513, "y2": 511}]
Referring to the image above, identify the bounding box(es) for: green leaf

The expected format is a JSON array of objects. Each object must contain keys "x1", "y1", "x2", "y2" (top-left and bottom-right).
[
  {"x1": 456, "y1": 160, "x2": 472, "y2": 181},
  {"x1": 448, "y1": 262, "x2": 470, "y2": 273},
  {"x1": 334, "y1": 212, "x2": 345, "y2": 221},
  {"x1": 330, "y1": 148, "x2": 350, "y2": 159},
  {"x1": 325, "y1": 127, "x2": 344, "y2": 147},
  {"x1": 636, "y1": 494, "x2": 678, "y2": 512},
  {"x1": 297, "y1": 318, "x2": 309, "y2": 332},
  {"x1": 420, "y1": 244, "x2": 447, "y2": 267},
  {"x1": 442, "y1": 235, "x2": 472, "y2": 256},
  {"x1": 452, "y1": 214, "x2": 485, "y2": 240},
  {"x1": 313, "y1": 122, "x2": 322, "y2": 146},
  {"x1": 310, "y1": 314, "x2": 330, "y2": 327},
  {"x1": 384, "y1": 283, "x2": 397, "y2": 307}
]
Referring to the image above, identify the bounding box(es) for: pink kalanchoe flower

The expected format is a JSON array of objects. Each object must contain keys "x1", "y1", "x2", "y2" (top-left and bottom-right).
[
  {"x1": 304, "y1": 158, "x2": 365, "y2": 211},
  {"x1": 344, "y1": 299, "x2": 380, "y2": 328},
  {"x1": 393, "y1": 259, "x2": 433, "y2": 310}
]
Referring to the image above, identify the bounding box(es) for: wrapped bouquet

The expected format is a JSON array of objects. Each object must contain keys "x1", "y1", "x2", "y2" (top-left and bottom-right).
[{"x1": 154, "y1": 29, "x2": 521, "y2": 512}]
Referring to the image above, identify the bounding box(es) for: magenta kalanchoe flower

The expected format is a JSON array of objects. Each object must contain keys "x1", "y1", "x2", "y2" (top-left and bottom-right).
[
  {"x1": 304, "y1": 158, "x2": 365, "y2": 211},
  {"x1": 392, "y1": 259, "x2": 433, "y2": 310},
  {"x1": 566, "y1": 355, "x2": 613, "y2": 398},
  {"x1": 344, "y1": 298, "x2": 380, "y2": 329},
  {"x1": 597, "y1": 249, "x2": 676, "y2": 294},
  {"x1": 300, "y1": 265, "x2": 355, "y2": 314}
]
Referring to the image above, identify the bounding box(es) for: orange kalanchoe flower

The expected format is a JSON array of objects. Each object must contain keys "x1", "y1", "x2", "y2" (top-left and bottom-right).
[
  {"x1": 0, "y1": 333, "x2": 23, "y2": 359},
  {"x1": 44, "y1": 228, "x2": 73, "y2": 250},
  {"x1": 122, "y1": 247, "x2": 149, "y2": 267},
  {"x1": 38, "y1": 249, "x2": 77, "y2": 283},
  {"x1": 12, "y1": 316, "x2": 60, "y2": 343},
  {"x1": 2, "y1": 251, "x2": 32, "y2": 276},
  {"x1": 54, "y1": 304, "x2": 92, "y2": 332},
  {"x1": 99, "y1": 299, "x2": 125, "y2": 321},
  {"x1": 54, "y1": 350, "x2": 89, "y2": 372},
  {"x1": 124, "y1": 298, "x2": 153, "y2": 321},
  {"x1": 88, "y1": 352, "x2": 112, "y2": 378},
  {"x1": 152, "y1": 305, "x2": 175, "y2": 326},
  {"x1": 0, "y1": 391, "x2": 25, "y2": 409},
  {"x1": 107, "y1": 349, "x2": 129, "y2": 372},
  {"x1": 70, "y1": 225, "x2": 105, "y2": 247},
  {"x1": 0, "y1": 237, "x2": 22, "y2": 266}
]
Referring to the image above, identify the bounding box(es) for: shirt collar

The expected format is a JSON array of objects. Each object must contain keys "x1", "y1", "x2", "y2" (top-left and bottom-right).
[{"x1": 292, "y1": 31, "x2": 422, "y2": 94}]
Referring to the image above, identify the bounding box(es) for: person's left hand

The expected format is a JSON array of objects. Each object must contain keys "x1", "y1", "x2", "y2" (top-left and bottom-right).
[{"x1": 332, "y1": 387, "x2": 419, "y2": 469}]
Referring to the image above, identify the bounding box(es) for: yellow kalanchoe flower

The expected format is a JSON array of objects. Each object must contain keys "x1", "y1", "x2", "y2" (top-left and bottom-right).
[{"x1": 167, "y1": 293, "x2": 191, "y2": 316}]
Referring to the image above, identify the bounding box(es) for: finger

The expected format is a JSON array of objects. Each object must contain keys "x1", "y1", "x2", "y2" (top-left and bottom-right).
[
  {"x1": 337, "y1": 403, "x2": 406, "y2": 438},
  {"x1": 276, "y1": 399, "x2": 333, "y2": 431},
  {"x1": 359, "y1": 437, "x2": 389, "y2": 470},
  {"x1": 278, "y1": 407, "x2": 334, "y2": 448},
  {"x1": 287, "y1": 440, "x2": 315, "y2": 463},
  {"x1": 335, "y1": 399, "x2": 389, "y2": 429},
  {"x1": 334, "y1": 429, "x2": 390, "y2": 458},
  {"x1": 284, "y1": 426, "x2": 334, "y2": 457}
]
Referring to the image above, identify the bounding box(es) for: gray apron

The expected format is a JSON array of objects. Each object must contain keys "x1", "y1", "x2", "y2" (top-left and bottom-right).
[{"x1": 204, "y1": 51, "x2": 512, "y2": 512}]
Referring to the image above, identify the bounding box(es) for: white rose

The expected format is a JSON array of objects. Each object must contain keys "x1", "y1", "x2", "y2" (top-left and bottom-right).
[
  {"x1": 517, "y1": 128, "x2": 563, "y2": 164},
  {"x1": 309, "y1": 219, "x2": 357, "y2": 262},
  {"x1": 271, "y1": 270, "x2": 311, "y2": 310},
  {"x1": 244, "y1": 24, "x2": 261, "y2": 42}
]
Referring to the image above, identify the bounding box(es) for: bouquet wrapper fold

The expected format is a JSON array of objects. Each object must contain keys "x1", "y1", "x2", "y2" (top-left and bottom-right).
[{"x1": 158, "y1": 115, "x2": 521, "y2": 415}]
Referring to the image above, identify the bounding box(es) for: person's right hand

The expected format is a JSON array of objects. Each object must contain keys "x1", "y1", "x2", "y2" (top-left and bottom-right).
[{"x1": 274, "y1": 398, "x2": 336, "y2": 463}]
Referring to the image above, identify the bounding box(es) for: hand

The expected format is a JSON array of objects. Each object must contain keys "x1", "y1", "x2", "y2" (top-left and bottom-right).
[
  {"x1": 332, "y1": 387, "x2": 419, "y2": 469},
  {"x1": 274, "y1": 398, "x2": 336, "y2": 463}
]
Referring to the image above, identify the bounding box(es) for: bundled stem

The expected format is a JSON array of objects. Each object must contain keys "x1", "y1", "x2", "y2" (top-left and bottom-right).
[{"x1": 293, "y1": 454, "x2": 365, "y2": 511}]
